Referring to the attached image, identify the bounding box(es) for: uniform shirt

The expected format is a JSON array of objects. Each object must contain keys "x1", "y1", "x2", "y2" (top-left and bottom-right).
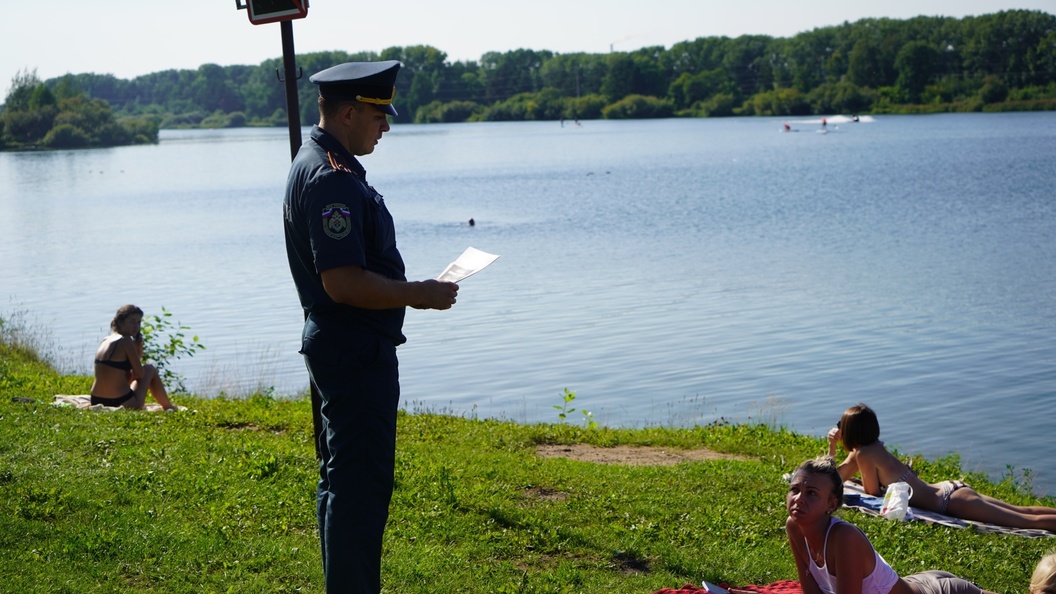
[{"x1": 284, "y1": 125, "x2": 407, "y2": 344}]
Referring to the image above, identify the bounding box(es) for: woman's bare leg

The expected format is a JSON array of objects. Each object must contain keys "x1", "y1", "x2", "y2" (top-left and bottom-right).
[
  {"x1": 143, "y1": 364, "x2": 176, "y2": 410},
  {"x1": 978, "y1": 492, "x2": 1056, "y2": 517},
  {"x1": 948, "y1": 490, "x2": 1056, "y2": 531}
]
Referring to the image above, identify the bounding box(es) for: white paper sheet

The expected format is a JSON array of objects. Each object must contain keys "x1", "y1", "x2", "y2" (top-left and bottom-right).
[{"x1": 436, "y1": 247, "x2": 500, "y2": 282}]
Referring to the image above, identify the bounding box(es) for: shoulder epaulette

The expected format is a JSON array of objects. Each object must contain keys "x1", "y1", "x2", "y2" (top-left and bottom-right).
[{"x1": 326, "y1": 151, "x2": 354, "y2": 174}]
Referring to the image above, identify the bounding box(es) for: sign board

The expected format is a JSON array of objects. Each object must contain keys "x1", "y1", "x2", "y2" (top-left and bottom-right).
[{"x1": 246, "y1": 0, "x2": 308, "y2": 25}]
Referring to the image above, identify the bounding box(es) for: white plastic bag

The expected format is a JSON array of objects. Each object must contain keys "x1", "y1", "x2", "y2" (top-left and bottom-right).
[{"x1": 880, "y1": 481, "x2": 914, "y2": 521}]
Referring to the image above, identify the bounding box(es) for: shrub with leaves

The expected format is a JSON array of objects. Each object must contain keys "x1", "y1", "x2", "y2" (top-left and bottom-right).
[{"x1": 139, "y1": 307, "x2": 205, "y2": 394}]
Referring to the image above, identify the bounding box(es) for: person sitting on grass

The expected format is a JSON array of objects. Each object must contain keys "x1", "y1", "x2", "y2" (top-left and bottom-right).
[
  {"x1": 786, "y1": 455, "x2": 998, "y2": 594},
  {"x1": 89, "y1": 304, "x2": 176, "y2": 411},
  {"x1": 829, "y1": 403, "x2": 1056, "y2": 531}
]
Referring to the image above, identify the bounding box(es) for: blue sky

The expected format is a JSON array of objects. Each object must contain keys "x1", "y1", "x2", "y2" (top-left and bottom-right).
[{"x1": 2, "y1": 0, "x2": 1054, "y2": 97}]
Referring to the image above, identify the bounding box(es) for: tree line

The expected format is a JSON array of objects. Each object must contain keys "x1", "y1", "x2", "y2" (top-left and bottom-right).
[
  {"x1": 0, "y1": 69, "x2": 159, "y2": 150},
  {"x1": 3, "y1": 9, "x2": 1054, "y2": 148}
]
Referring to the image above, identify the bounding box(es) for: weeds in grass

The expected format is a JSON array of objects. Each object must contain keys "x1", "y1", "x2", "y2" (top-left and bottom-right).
[
  {"x1": 0, "y1": 308, "x2": 55, "y2": 365},
  {"x1": 553, "y1": 388, "x2": 597, "y2": 429},
  {"x1": 747, "y1": 393, "x2": 789, "y2": 431}
]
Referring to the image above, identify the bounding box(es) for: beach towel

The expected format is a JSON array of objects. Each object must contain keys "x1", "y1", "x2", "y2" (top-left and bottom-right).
[
  {"x1": 51, "y1": 394, "x2": 183, "y2": 413},
  {"x1": 842, "y1": 480, "x2": 1054, "y2": 538},
  {"x1": 652, "y1": 579, "x2": 802, "y2": 594}
]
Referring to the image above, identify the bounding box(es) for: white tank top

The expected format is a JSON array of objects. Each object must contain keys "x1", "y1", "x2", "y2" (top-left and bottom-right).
[{"x1": 805, "y1": 517, "x2": 899, "y2": 594}]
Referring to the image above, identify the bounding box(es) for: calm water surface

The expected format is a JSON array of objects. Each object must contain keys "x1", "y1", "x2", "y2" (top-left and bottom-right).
[{"x1": 2, "y1": 114, "x2": 1054, "y2": 494}]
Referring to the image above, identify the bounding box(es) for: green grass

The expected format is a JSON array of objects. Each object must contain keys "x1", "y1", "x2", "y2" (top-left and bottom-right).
[{"x1": 1, "y1": 328, "x2": 1053, "y2": 593}]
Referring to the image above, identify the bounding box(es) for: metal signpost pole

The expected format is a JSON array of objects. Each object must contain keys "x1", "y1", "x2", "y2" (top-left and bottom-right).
[
  {"x1": 238, "y1": 0, "x2": 321, "y2": 459},
  {"x1": 280, "y1": 20, "x2": 302, "y2": 160}
]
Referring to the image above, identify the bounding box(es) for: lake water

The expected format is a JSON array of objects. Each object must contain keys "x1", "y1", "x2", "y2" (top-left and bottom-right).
[{"x1": 2, "y1": 113, "x2": 1055, "y2": 495}]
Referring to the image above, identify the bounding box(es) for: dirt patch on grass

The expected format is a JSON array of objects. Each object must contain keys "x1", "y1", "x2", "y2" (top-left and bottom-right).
[
  {"x1": 523, "y1": 486, "x2": 569, "y2": 502},
  {"x1": 534, "y1": 444, "x2": 748, "y2": 466}
]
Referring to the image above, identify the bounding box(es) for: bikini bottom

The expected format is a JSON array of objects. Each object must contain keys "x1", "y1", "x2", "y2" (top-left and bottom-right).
[
  {"x1": 936, "y1": 480, "x2": 969, "y2": 515},
  {"x1": 90, "y1": 389, "x2": 136, "y2": 407}
]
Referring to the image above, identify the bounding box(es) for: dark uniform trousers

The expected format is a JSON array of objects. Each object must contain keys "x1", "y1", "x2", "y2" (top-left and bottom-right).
[{"x1": 301, "y1": 313, "x2": 400, "y2": 594}]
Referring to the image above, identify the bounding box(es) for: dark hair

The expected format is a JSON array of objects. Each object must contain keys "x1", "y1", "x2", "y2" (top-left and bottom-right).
[
  {"x1": 793, "y1": 455, "x2": 844, "y2": 506},
  {"x1": 110, "y1": 304, "x2": 143, "y2": 333},
  {"x1": 318, "y1": 94, "x2": 360, "y2": 121},
  {"x1": 840, "y1": 403, "x2": 880, "y2": 451}
]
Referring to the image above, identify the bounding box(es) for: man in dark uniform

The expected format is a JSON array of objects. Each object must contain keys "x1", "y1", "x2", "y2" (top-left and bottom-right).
[{"x1": 283, "y1": 60, "x2": 459, "y2": 594}]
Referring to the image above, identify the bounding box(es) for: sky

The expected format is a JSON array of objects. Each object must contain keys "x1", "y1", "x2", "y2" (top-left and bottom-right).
[{"x1": 2, "y1": 0, "x2": 1054, "y2": 98}]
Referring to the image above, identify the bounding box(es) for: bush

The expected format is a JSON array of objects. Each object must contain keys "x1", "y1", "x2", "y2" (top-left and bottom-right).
[
  {"x1": 565, "y1": 94, "x2": 607, "y2": 120},
  {"x1": 415, "y1": 100, "x2": 483, "y2": 123},
  {"x1": 481, "y1": 90, "x2": 568, "y2": 121},
  {"x1": 698, "y1": 93, "x2": 738, "y2": 117},
  {"x1": 226, "y1": 111, "x2": 247, "y2": 128},
  {"x1": 118, "y1": 115, "x2": 160, "y2": 144},
  {"x1": 979, "y1": 76, "x2": 1009, "y2": 104},
  {"x1": 601, "y1": 94, "x2": 674, "y2": 119},
  {"x1": 140, "y1": 307, "x2": 205, "y2": 395},
  {"x1": 42, "y1": 123, "x2": 90, "y2": 148},
  {"x1": 740, "y1": 88, "x2": 811, "y2": 116},
  {"x1": 808, "y1": 82, "x2": 875, "y2": 114},
  {"x1": 3, "y1": 105, "x2": 58, "y2": 144},
  {"x1": 161, "y1": 111, "x2": 205, "y2": 128}
]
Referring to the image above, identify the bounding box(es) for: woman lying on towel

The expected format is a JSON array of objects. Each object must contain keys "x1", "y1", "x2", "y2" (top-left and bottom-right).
[
  {"x1": 829, "y1": 403, "x2": 1056, "y2": 531},
  {"x1": 89, "y1": 304, "x2": 176, "y2": 411},
  {"x1": 786, "y1": 456, "x2": 998, "y2": 594}
]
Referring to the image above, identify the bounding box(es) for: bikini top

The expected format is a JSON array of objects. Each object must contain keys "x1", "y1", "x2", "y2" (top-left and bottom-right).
[
  {"x1": 805, "y1": 517, "x2": 899, "y2": 594},
  {"x1": 95, "y1": 341, "x2": 133, "y2": 371}
]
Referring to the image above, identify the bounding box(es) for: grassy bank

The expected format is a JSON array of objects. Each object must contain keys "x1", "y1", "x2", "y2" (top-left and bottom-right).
[{"x1": 1, "y1": 332, "x2": 1052, "y2": 593}]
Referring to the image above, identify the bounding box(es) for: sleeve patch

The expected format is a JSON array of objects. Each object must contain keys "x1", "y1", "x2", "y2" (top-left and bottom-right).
[{"x1": 321, "y1": 203, "x2": 352, "y2": 239}]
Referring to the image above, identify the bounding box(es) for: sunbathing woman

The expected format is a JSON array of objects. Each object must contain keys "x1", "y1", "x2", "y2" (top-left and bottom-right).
[
  {"x1": 786, "y1": 456, "x2": 998, "y2": 594},
  {"x1": 89, "y1": 304, "x2": 176, "y2": 411},
  {"x1": 829, "y1": 403, "x2": 1056, "y2": 531}
]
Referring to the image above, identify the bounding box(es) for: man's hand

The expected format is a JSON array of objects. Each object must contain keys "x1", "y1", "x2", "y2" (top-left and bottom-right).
[{"x1": 411, "y1": 280, "x2": 458, "y2": 310}]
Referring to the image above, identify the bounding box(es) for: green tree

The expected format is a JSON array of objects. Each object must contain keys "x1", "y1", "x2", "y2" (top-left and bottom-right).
[
  {"x1": 480, "y1": 49, "x2": 551, "y2": 102},
  {"x1": 380, "y1": 45, "x2": 448, "y2": 123},
  {"x1": 722, "y1": 35, "x2": 776, "y2": 97},
  {"x1": 4, "y1": 68, "x2": 41, "y2": 112},
  {"x1": 600, "y1": 53, "x2": 635, "y2": 101},
  {"x1": 539, "y1": 53, "x2": 606, "y2": 99},
  {"x1": 668, "y1": 68, "x2": 738, "y2": 109},
  {"x1": 847, "y1": 38, "x2": 884, "y2": 88},
  {"x1": 191, "y1": 64, "x2": 243, "y2": 113},
  {"x1": 895, "y1": 41, "x2": 939, "y2": 102},
  {"x1": 29, "y1": 84, "x2": 57, "y2": 110}
]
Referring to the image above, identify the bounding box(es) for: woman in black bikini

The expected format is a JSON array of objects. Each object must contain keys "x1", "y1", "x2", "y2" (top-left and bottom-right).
[
  {"x1": 830, "y1": 403, "x2": 1056, "y2": 531},
  {"x1": 90, "y1": 304, "x2": 176, "y2": 411}
]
